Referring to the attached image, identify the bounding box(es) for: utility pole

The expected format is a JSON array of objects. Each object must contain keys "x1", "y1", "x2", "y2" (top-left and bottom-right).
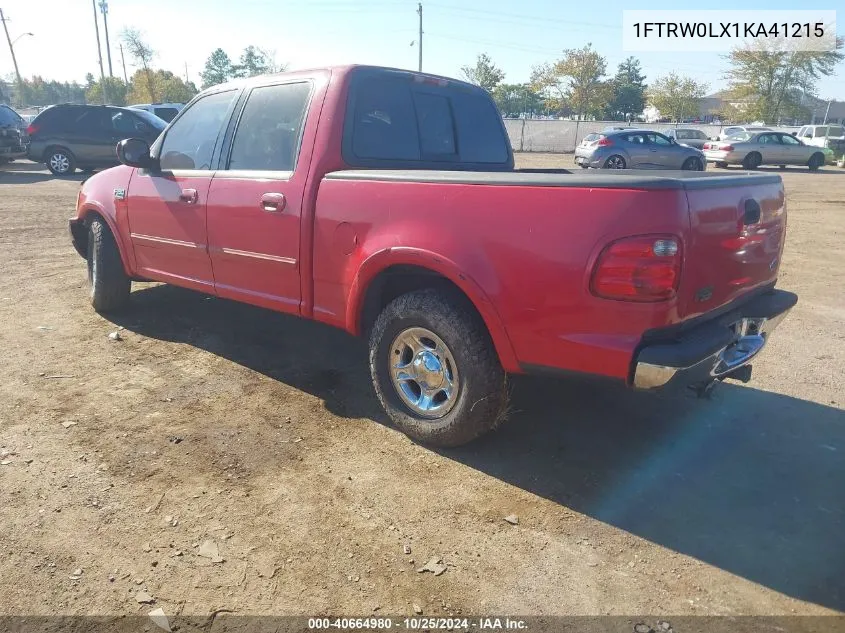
[
  {"x1": 0, "y1": 8, "x2": 23, "y2": 95},
  {"x1": 119, "y1": 43, "x2": 128, "y2": 83},
  {"x1": 99, "y1": 0, "x2": 113, "y2": 76},
  {"x1": 822, "y1": 99, "x2": 832, "y2": 125},
  {"x1": 416, "y1": 3, "x2": 423, "y2": 72},
  {"x1": 184, "y1": 61, "x2": 189, "y2": 84},
  {"x1": 91, "y1": 0, "x2": 107, "y2": 103}
]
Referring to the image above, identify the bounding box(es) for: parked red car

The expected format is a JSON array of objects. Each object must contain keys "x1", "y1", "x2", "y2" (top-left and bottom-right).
[{"x1": 69, "y1": 66, "x2": 797, "y2": 446}]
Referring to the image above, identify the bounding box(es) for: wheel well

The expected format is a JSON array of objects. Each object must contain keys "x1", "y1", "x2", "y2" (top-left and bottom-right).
[
  {"x1": 73, "y1": 210, "x2": 108, "y2": 255},
  {"x1": 359, "y1": 265, "x2": 484, "y2": 337}
]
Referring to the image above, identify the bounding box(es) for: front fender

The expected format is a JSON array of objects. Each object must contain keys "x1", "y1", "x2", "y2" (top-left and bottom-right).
[
  {"x1": 74, "y1": 166, "x2": 137, "y2": 275},
  {"x1": 347, "y1": 247, "x2": 521, "y2": 373}
]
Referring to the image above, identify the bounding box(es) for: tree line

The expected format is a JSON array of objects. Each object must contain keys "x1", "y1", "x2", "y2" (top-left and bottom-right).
[
  {"x1": 1, "y1": 30, "x2": 285, "y2": 109},
  {"x1": 463, "y1": 38, "x2": 843, "y2": 124}
]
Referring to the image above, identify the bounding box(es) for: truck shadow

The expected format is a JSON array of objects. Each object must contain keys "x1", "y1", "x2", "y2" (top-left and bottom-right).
[{"x1": 113, "y1": 284, "x2": 845, "y2": 612}]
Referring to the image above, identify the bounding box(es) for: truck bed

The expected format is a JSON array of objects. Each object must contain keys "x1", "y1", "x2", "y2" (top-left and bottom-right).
[{"x1": 325, "y1": 169, "x2": 782, "y2": 190}]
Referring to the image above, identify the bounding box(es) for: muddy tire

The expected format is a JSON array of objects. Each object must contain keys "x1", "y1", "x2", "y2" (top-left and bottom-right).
[
  {"x1": 87, "y1": 218, "x2": 130, "y2": 313},
  {"x1": 369, "y1": 288, "x2": 508, "y2": 447}
]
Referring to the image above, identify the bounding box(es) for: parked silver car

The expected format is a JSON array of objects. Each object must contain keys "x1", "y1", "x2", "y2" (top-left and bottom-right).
[
  {"x1": 703, "y1": 131, "x2": 827, "y2": 170},
  {"x1": 574, "y1": 129, "x2": 706, "y2": 170}
]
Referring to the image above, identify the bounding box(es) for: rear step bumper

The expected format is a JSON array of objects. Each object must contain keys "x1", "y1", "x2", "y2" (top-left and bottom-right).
[{"x1": 633, "y1": 289, "x2": 798, "y2": 389}]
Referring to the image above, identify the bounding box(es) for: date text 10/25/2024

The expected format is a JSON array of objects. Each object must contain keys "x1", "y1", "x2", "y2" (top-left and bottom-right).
[{"x1": 307, "y1": 617, "x2": 528, "y2": 630}]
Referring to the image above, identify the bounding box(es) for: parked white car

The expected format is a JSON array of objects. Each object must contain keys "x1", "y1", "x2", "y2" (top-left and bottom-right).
[
  {"x1": 795, "y1": 124, "x2": 845, "y2": 148},
  {"x1": 716, "y1": 125, "x2": 772, "y2": 141},
  {"x1": 128, "y1": 103, "x2": 185, "y2": 123}
]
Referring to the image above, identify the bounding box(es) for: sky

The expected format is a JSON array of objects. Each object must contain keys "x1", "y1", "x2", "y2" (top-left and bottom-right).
[{"x1": 1, "y1": 0, "x2": 843, "y2": 104}]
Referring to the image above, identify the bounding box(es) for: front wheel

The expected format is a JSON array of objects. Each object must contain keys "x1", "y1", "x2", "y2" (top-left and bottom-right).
[
  {"x1": 808, "y1": 153, "x2": 824, "y2": 171},
  {"x1": 369, "y1": 288, "x2": 508, "y2": 447},
  {"x1": 87, "y1": 218, "x2": 130, "y2": 312},
  {"x1": 682, "y1": 157, "x2": 703, "y2": 171},
  {"x1": 603, "y1": 155, "x2": 626, "y2": 169}
]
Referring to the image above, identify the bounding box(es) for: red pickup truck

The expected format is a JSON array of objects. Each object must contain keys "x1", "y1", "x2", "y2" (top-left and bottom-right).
[{"x1": 69, "y1": 65, "x2": 797, "y2": 446}]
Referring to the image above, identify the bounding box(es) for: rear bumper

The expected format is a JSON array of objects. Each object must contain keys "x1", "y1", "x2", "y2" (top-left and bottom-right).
[{"x1": 632, "y1": 289, "x2": 797, "y2": 389}]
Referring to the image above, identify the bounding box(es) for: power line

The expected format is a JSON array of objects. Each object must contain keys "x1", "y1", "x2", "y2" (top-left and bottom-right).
[{"x1": 426, "y1": 2, "x2": 621, "y2": 30}]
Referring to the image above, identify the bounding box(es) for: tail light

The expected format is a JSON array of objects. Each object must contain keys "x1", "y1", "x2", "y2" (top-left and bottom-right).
[
  {"x1": 703, "y1": 143, "x2": 711, "y2": 149},
  {"x1": 591, "y1": 235, "x2": 682, "y2": 302},
  {"x1": 721, "y1": 144, "x2": 734, "y2": 151},
  {"x1": 597, "y1": 136, "x2": 613, "y2": 147},
  {"x1": 26, "y1": 123, "x2": 38, "y2": 136}
]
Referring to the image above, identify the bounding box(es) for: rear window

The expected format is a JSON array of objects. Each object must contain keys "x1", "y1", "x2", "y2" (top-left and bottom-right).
[
  {"x1": 32, "y1": 106, "x2": 79, "y2": 132},
  {"x1": 0, "y1": 105, "x2": 21, "y2": 125},
  {"x1": 345, "y1": 71, "x2": 510, "y2": 167},
  {"x1": 583, "y1": 133, "x2": 599, "y2": 143}
]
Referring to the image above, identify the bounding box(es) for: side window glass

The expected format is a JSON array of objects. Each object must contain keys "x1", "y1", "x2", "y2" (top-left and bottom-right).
[
  {"x1": 76, "y1": 110, "x2": 110, "y2": 134},
  {"x1": 112, "y1": 111, "x2": 147, "y2": 136},
  {"x1": 159, "y1": 91, "x2": 236, "y2": 170},
  {"x1": 413, "y1": 92, "x2": 456, "y2": 156},
  {"x1": 351, "y1": 78, "x2": 419, "y2": 160},
  {"x1": 228, "y1": 82, "x2": 311, "y2": 172},
  {"x1": 648, "y1": 133, "x2": 671, "y2": 145}
]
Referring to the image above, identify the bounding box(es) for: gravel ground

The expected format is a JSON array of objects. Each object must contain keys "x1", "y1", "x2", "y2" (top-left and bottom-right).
[{"x1": 0, "y1": 156, "x2": 843, "y2": 620}]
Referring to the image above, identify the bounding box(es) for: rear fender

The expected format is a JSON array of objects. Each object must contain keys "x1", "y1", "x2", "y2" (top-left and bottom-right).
[{"x1": 347, "y1": 247, "x2": 521, "y2": 373}]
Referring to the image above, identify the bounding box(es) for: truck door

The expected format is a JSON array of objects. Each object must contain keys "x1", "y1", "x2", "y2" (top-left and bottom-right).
[
  {"x1": 126, "y1": 89, "x2": 239, "y2": 292},
  {"x1": 206, "y1": 80, "x2": 313, "y2": 314}
]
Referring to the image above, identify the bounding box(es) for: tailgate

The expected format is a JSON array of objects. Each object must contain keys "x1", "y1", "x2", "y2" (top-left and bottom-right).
[{"x1": 680, "y1": 176, "x2": 786, "y2": 319}]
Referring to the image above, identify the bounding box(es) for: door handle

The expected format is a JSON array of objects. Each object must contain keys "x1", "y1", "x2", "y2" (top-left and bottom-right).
[
  {"x1": 178, "y1": 188, "x2": 198, "y2": 204},
  {"x1": 261, "y1": 192, "x2": 286, "y2": 213}
]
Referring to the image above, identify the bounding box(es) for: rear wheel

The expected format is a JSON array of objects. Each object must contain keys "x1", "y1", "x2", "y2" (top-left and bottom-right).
[
  {"x1": 46, "y1": 146, "x2": 75, "y2": 175},
  {"x1": 87, "y1": 218, "x2": 130, "y2": 313},
  {"x1": 682, "y1": 157, "x2": 703, "y2": 171},
  {"x1": 808, "y1": 153, "x2": 824, "y2": 171},
  {"x1": 742, "y1": 152, "x2": 762, "y2": 170},
  {"x1": 603, "y1": 155, "x2": 626, "y2": 169},
  {"x1": 369, "y1": 288, "x2": 508, "y2": 447}
]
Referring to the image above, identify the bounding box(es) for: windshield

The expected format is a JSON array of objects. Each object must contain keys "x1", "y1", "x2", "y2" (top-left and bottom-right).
[{"x1": 129, "y1": 108, "x2": 167, "y2": 131}]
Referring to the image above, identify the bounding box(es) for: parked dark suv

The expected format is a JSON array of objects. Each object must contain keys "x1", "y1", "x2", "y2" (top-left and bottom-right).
[
  {"x1": 27, "y1": 104, "x2": 166, "y2": 175},
  {"x1": 0, "y1": 104, "x2": 29, "y2": 164}
]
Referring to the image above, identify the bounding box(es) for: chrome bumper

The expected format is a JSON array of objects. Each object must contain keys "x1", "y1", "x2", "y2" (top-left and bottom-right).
[{"x1": 633, "y1": 290, "x2": 796, "y2": 390}]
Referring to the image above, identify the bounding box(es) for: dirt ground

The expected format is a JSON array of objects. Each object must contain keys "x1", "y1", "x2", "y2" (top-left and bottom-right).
[{"x1": 0, "y1": 155, "x2": 843, "y2": 621}]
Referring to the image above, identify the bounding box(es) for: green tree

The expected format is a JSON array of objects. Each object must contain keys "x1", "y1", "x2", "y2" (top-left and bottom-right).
[
  {"x1": 492, "y1": 83, "x2": 544, "y2": 117},
  {"x1": 127, "y1": 69, "x2": 197, "y2": 104},
  {"x1": 460, "y1": 53, "x2": 505, "y2": 92},
  {"x1": 235, "y1": 46, "x2": 269, "y2": 77},
  {"x1": 725, "y1": 37, "x2": 844, "y2": 124},
  {"x1": 122, "y1": 28, "x2": 157, "y2": 102},
  {"x1": 86, "y1": 77, "x2": 128, "y2": 105},
  {"x1": 606, "y1": 56, "x2": 646, "y2": 121},
  {"x1": 201, "y1": 48, "x2": 236, "y2": 89},
  {"x1": 530, "y1": 43, "x2": 609, "y2": 119},
  {"x1": 648, "y1": 73, "x2": 708, "y2": 122}
]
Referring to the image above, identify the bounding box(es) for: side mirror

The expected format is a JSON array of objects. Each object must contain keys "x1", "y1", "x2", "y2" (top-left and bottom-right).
[
  {"x1": 116, "y1": 138, "x2": 154, "y2": 169},
  {"x1": 791, "y1": 131, "x2": 797, "y2": 136}
]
